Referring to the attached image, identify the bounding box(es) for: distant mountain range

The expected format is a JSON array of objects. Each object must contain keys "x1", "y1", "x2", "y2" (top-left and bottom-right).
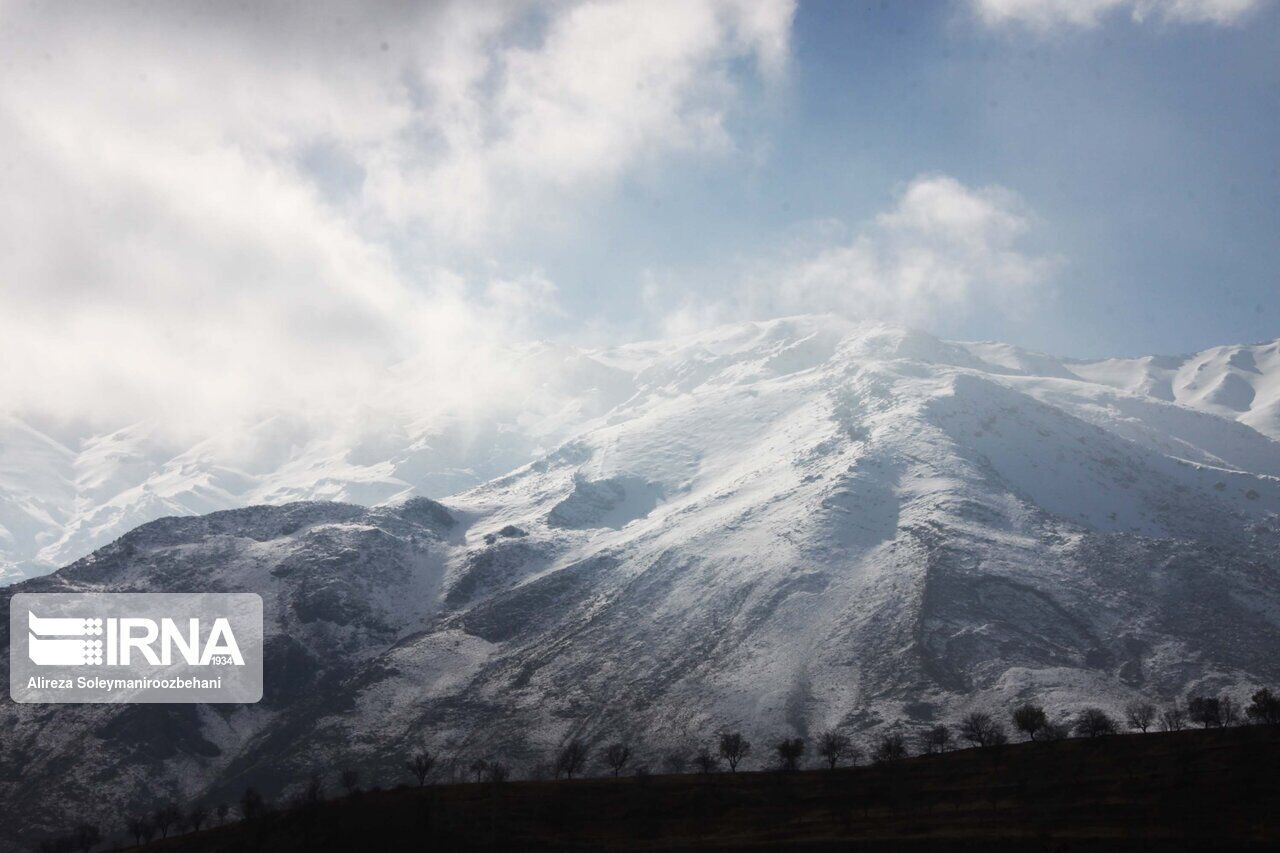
[
  {"x1": 2, "y1": 316, "x2": 1277, "y2": 585},
  {"x1": 2, "y1": 315, "x2": 1279, "y2": 847}
]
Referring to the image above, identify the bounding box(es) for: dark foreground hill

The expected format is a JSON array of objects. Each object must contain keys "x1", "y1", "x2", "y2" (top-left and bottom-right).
[
  {"x1": 126, "y1": 726, "x2": 1279, "y2": 851},
  {"x1": 9, "y1": 321, "x2": 1280, "y2": 848}
]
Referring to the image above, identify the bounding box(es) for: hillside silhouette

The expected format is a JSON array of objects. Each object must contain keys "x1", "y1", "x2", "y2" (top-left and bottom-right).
[{"x1": 114, "y1": 726, "x2": 1280, "y2": 851}]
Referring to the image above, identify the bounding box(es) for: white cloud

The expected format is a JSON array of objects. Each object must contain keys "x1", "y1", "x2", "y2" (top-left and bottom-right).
[
  {"x1": 971, "y1": 0, "x2": 1267, "y2": 29},
  {"x1": 647, "y1": 174, "x2": 1058, "y2": 335},
  {"x1": 365, "y1": 0, "x2": 795, "y2": 244},
  {"x1": 0, "y1": 0, "x2": 794, "y2": 439}
]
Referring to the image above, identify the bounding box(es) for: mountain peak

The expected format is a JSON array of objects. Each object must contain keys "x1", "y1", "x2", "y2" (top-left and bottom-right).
[{"x1": 3, "y1": 323, "x2": 1279, "y2": 582}]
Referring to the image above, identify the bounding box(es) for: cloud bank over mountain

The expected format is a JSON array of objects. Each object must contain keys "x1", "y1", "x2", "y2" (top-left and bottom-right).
[
  {"x1": 3, "y1": 0, "x2": 1274, "y2": 449},
  {"x1": 0, "y1": 0, "x2": 795, "y2": 438}
]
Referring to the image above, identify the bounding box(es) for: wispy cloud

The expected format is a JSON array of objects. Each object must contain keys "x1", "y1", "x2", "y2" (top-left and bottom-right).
[
  {"x1": 971, "y1": 0, "x2": 1267, "y2": 30},
  {"x1": 649, "y1": 174, "x2": 1059, "y2": 337},
  {"x1": 0, "y1": 0, "x2": 794, "y2": 438}
]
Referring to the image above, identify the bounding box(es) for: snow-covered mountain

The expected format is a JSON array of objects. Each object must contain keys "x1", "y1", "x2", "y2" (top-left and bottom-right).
[
  {"x1": 0, "y1": 343, "x2": 638, "y2": 583},
  {"x1": 4, "y1": 318, "x2": 1278, "y2": 584},
  {"x1": 2, "y1": 316, "x2": 1280, "y2": 847}
]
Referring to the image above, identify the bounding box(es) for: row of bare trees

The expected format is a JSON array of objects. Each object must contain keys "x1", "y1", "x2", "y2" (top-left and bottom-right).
[
  {"x1": 534, "y1": 688, "x2": 1280, "y2": 780},
  {"x1": 36, "y1": 801, "x2": 228, "y2": 853},
  {"x1": 37, "y1": 688, "x2": 1280, "y2": 850},
  {"x1": 881, "y1": 688, "x2": 1280, "y2": 765}
]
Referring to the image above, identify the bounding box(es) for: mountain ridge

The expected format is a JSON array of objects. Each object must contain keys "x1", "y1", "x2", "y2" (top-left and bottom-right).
[
  {"x1": 3, "y1": 317, "x2": 1279, "y2": 583},
  {"x1": 1, "y1": 317, "x2": 1279, "y2": 847}
]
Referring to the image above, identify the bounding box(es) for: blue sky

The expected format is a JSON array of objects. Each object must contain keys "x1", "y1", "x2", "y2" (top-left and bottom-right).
[
  {"x1": 1, "y1": 0, "x2": 1276, "y2": 434},
  {"x1": 537, "y1": 0, "x2": 1280, "y2": 357}
]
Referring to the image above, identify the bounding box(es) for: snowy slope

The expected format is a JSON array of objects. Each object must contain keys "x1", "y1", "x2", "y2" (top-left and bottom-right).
[
  {"x1": 0, "y1": 417, "x2": 77, "y2": 577},
  {"x1": 3, "y1": 321, "x2": 1278, "y2": 585},
  {"x1": 0, "y1": 348, "x2": 637, "y2": 583},
  {"x1": 2, "y1": 317, "x2": 1279, "y2": 848},
  {"x1": 1068, "y1": 339, "x2": 1280, "y2": 439}
]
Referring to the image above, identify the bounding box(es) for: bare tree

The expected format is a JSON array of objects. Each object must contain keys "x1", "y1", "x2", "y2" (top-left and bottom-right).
[
  {"x1": 409, "y1": 749, "x2": 436, "y2": 786},
  {"x1": 1160, "y1": 706, "x2": 1187, "y2": 732},
  {"x1": 1187, "y1": 696, "x2": 1222, "y2": 729},
  {"x1": 604, "y1": 742, "x2": 632, "y2": 777},
  {"x1": 1074, "y1": 707, "x2": 1118, "y2": 737},
  {"x1": 340, "y1": 768, "x2": 361, "y2": 794},
  {"x1": 240, "y1": 787, "x2": 266, "y2": 822},
  {"x1": 1221, "y1": 695, "x2": 1241, "y2": 726},
  {"x1": 872, "y1": 732, "x2": 908, "y2": 763},
  {"x1": 1247, "y1": 688, "x2": 1280, "y2": 725},
  {"x1": 816, "y1": 730, "x2": 852, "y2": 769},
  {"x1": 1011, "y1": 704, "x2": 1048, "y2": 741},
  {"x1": 152, "y1": 804, "x2": 181, "y2": 839},
  {"x1": 920, "y1": 725, "x2": 952, "y2": 755},
  {"x1": 303, "y1": 774, "x2": 324, "y2": 805},
  {"x1": 187, "y1": 804, "x2": 209, "y2": 833},
  {"x1": 1124, "y1": 700, "x2": 1158, "y2": 733},
  {"x1": 662, "y1": 751, "x2": 689, "y2": 774},
  {"x1": 554, "y1": 739, "x2": 590, "y2": 779},
  {"x1": 72, "y1": 823, "x2": 100, "y2": 853},
  {"x1": 125, "y1": 817, "x2": 149, "y2": 846},
  {"x1": 469, "y1": 759, "x2": 490, "y2": 783},
  {"x1": 693, "y1": 747, "x2": 719, "y2": 774},
  {"x1": 718, "y1": 732, "x2": 751, "y2": 772},
  {"x1": 774, "y1": 737, "x2": 805, "y2": 771},
  {"x1": 214, "y1": 802, "x2": 229, "y2": 825},
  {"x1": 486, "y1": 762, "x2": 510, "y2": 784},
  {"x1": 292, "y1": 774, "x2": 325, "y2": 848},
  {"x1": 959, "y1": 712, "x2": 1007, "y2": 748}
]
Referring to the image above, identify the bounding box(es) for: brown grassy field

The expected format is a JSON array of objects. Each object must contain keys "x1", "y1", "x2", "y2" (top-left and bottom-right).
[{"x1": 126, "y1": 726, "x2": 1280, "y2": 851}]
